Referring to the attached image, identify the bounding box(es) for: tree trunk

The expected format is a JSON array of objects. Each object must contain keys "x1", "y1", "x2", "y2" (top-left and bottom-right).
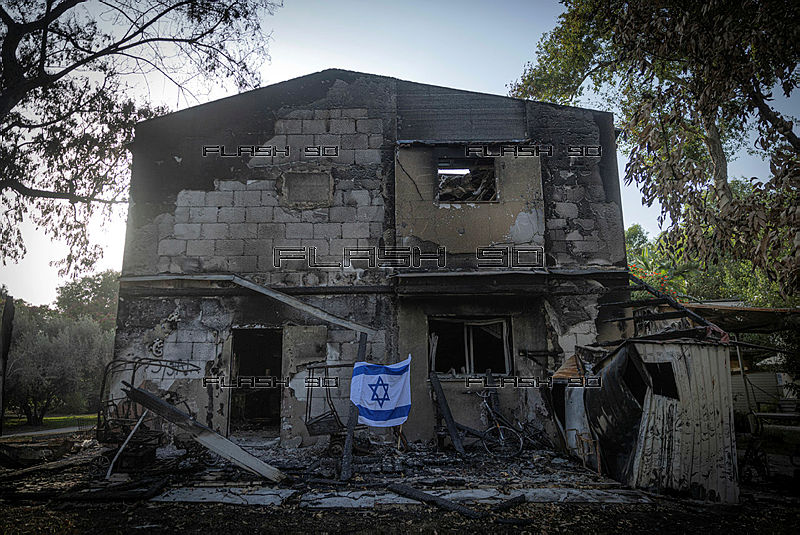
[
  {"x1": 22, "y1": 403, "x2": 34, "y2": 426},
  {"x1": 703, "y1": 115, "x2": 733, "y2": 211},
  {"x1": 36, "y1": 397, "x2": 52, "y2": 426},
  {"x1": 26, "y1": 399, "x2": 46, "y2": 426}
]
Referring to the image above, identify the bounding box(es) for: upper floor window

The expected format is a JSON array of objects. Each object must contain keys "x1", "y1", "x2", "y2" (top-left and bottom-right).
[{"x1": 436, "y1": 157, "x2": 497, "y2": 202}]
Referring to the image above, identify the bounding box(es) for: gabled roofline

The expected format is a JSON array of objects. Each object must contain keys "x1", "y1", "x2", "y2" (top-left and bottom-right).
[{"x1": 138, "y1": 68, "x2": 612, "y2": 127}]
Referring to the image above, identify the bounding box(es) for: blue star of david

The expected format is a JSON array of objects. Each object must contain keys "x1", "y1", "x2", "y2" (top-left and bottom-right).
[{"x1": 368, "y1": 376, "x2": 391, "y2": 408}]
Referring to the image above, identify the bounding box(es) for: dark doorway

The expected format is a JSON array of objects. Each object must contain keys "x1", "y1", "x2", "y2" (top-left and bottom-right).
[{"x1": 229, "y1": 329, "x2": 282, "y2": 436}]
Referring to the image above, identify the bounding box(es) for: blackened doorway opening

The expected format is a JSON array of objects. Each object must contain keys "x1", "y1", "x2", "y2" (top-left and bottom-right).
[{"x1": 230, "y1": 329, "x2": 282, "y2": 436}]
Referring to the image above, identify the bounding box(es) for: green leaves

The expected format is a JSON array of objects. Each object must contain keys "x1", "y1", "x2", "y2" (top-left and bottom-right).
[
  {"x1": 511, "y1": 0, "x2": 800, "y2": 295},
  {"x1": 55, "y1": 269, "x2": 120, "y2": 331}
]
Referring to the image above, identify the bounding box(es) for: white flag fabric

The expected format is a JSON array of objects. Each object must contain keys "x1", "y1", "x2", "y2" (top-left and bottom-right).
[{"x1": 349, "y1": 355, "x2": 411, "y2": 427}]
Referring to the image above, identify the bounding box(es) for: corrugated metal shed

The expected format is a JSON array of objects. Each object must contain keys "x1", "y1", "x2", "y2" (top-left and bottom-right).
[
  {"x1": 582, "y1": 340, "x2": 739, "y2": 503},
  {"x1": 632, "y1": 342, "x2": 738, "y2": 503}
]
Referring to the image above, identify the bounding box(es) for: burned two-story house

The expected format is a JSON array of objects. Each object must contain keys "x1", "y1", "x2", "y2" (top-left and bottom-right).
[{"x1": 110, "y1": 69, "x2": 629, "y2": 446}]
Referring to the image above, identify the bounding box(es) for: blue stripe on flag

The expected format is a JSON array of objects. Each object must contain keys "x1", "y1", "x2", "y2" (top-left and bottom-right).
[
  {"x1": 355, "y1": 404, "x2": 411, "y2": 421},
  {"x1": 352, "y1": 362, "x2": 410, "y2": 377}
]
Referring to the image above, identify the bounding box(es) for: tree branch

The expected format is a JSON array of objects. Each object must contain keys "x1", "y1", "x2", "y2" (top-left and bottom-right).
[
  {"x1": 16, "y1": 0, "x2": 86, "y2": 34},
  {"x1": 39, "y1": 0, "x2": 54, "y2": 76},
  {"x1": 0, "y1": 179, "x2": 126, "y2": 204},
  {"x1": 750, "y1": 85, "x2": 800, "y2": 153},
  {"x1": 0, "y1": 6, "x2": 15, "y2": 27},
  {"x1": 570, "y1": 60, "x2": 614, "y2": 101}
]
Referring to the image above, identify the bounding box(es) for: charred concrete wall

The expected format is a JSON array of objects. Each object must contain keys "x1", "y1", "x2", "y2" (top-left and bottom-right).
[
  {"x1": 115, "y1": 71, "x2": 400, "y2": 444},
  {"x1": 525, "y1": 101, "x2": 626, "y2": 268},
  {"x1": 113, "y1": 290, "x2": 394, "y2": 441},
  {"x1": 395, "y1": 149, "x2": 544, "y2": 254},
  {"x1": 390, "y1": 85, "x2": 628, "y2": 442},
  {"x1": 113, "y1": 69, "x2": 629, "y2": 445}
]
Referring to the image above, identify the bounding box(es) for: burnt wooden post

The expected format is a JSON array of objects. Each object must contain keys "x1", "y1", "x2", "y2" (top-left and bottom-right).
[
  {"x1": 388, "y1": 483, "x2": 484, "y2": 519},
  {"x1": 429, "y1": 371, "x2": 465, "y2": 455},
  {"x1": 340, "y1": 331, "x2": 367, "y2": 481},
  {"x1": 0, "y1": 296, "x2": 15, "y2": 437}
]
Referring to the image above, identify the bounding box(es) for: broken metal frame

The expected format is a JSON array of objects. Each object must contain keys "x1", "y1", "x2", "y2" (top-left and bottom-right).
[
  {"x1": 106, "y1": 409, "x2": 149, "y2": 479},
  {"x1": 566, "y1": 427, "x2": 602, "y2": 475},
  {"x1": 602, "y1": 273, "x2": 718, "y2": 330},
  {"x1": 121, "y1": 381, "x2": 286, "y2": 482},
  {"x1": 304, "y1": 364, "x2": 345, "y2": 436},
  {"x1": 429, "y1": 317, "x2": 512, "y2": 375},
  {"x1": 97, "y1": 357, "x2": 201, "y2": 444},
  {"x1": 304, "y1": 362, "x2": 368, "y2": 439}
]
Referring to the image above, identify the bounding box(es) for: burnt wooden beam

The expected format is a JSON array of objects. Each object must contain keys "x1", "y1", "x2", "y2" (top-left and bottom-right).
[
  {"x1": 340, "y1": 331, "x2": 367, "y2": 482},
  {"x1": 627, "y1": 273, "x2": 713, "y2": 328},
  {"x1": 429, "y1": 372, "x2": 465, "y2": 455},
  {"x1": 339, "y1": 402, "x2": 358, "y2": 482},
  {"x1": 387, "y1": 482, "x2": 485, "y2": 519},
  {"x1": 57, "y1": 477, "x2": 169, "y2": 502},
  {"x1": 492, "y1": 494, "x2": 526, "y2": 512},
  {"x1": 600, "y1": 298, "x2": 669, "y2": 308},
  {"x1": 601, "y1": 310, "x2": 689, "y2": 323},
  {"x1": 625, "y1": 284, "x2": 649, "y2": 292},
  {"x1": 592, "y1": 327, "x2": 711, "y2": 346}
]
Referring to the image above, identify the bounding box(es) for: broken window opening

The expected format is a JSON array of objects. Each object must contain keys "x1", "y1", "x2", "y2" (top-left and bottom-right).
[
  {"x1": 229, "y1": 329, "x2": 283, "y2": 436},
  {"x1": 622, "y1": 356, "x2": 648, "y2": 406},
  {"x1": 644, "y1": 362, "x2": 680, "y2": 400},
  {"x1": 428, "y1": 317, "x2": 512, "y2": 375},
  {"x1": 436, "y1": 157, "x2": 497, "y2": 202}
]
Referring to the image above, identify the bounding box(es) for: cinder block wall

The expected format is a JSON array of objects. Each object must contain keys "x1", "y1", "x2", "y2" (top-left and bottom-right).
[{"x1": 113, "y1": 71, "x2": 628, "y2": 444}]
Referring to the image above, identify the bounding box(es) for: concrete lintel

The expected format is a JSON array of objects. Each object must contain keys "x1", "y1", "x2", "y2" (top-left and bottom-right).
[{"x1": 118, "y1": 273, "x2": 378, "y2": 336}]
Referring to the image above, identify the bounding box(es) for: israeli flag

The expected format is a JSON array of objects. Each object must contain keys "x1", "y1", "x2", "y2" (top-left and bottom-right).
[{"x1": 349, "y1": 355, "x2": 412, "y2": 427}]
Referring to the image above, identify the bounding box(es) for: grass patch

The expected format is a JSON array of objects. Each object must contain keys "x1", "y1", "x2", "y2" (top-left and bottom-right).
[{"x1": 2, "y1": 413, "x2": 96, "y2": 433}]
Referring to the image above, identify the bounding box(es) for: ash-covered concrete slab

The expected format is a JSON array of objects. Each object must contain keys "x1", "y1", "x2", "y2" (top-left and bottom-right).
[
  {"x1": 300, "y1": 490, "x2": 418, "y2": 508},
  {"x1": 152, "y1": 487, "x2": 296, "y2": 505},
  {"x1": 299, "y1": 487, "x2": 651, "y2": 508},
  {"x1": 519, "y1": 488, "x2": 652, "y2": 503}
]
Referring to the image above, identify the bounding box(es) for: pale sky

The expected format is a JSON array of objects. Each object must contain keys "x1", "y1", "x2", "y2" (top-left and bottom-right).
[{"x1": 0, "y1": 0, "x2": 794, "y2": 305}]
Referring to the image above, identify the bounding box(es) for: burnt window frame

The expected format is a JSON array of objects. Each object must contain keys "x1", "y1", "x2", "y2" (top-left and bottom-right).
[
  {"x1": 428, "y1": 316, "x2": 513, "y2": 376},
  {"x1": 432, "y1": 146, "x2": 499, "y2": 204},
  {"x1": 435, "y1": 156, "x2": 498, "y2": 203}
]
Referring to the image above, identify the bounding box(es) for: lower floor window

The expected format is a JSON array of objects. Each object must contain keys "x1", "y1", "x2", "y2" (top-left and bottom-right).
[{"x1": 428, "y1": 317, "x2": 512, "y2": 375}]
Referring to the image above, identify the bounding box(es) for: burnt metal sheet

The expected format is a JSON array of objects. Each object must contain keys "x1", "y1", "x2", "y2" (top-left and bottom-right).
[
  {"x1": 683, "y1": 303, "x2": 800, "y2": 333},
  {"x1": 584, "y1": 341, "x2": 739, "y2": 503},
  {"x1": 584, "y1": 346, "x2": 649, "y2": 482},
  {"x1": 632, "y1": 342, "x2": 738, "y2": 503}
]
